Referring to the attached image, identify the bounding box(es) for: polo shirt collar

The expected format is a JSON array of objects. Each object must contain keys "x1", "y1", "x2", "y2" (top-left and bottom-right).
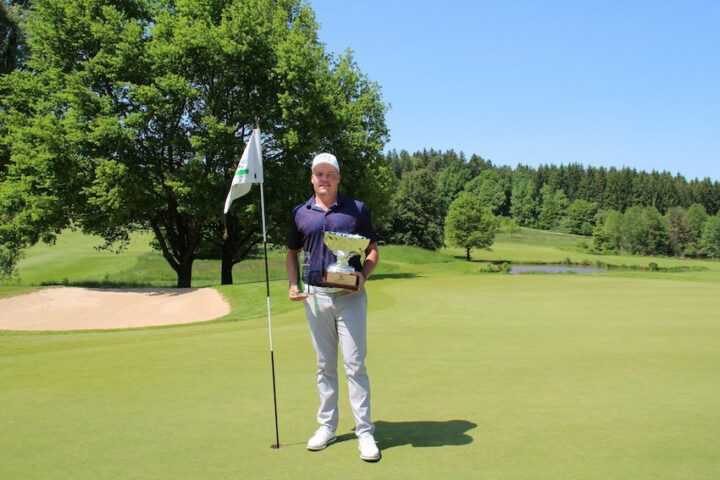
[{"x1": 308, "y1": 194, "x2": 344, "y2": 212}]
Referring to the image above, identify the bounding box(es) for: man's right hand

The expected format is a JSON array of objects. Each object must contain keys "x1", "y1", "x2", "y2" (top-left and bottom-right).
[{"x1": 288, "y1": 285, "x2": 307, "y2": 301}]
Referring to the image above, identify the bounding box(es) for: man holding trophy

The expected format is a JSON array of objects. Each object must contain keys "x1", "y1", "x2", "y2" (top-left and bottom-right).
[{"x1": 286, "y1": 153, "x2": 381, "y2": 462}]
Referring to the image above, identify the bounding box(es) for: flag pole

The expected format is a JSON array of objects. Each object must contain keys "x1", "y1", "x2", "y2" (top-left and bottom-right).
[
  {"x1": 256, "y1": 128, "x2": 281, "y2": 450},
  {"x1": 225, "y1": 125, "x2": 280, "y2": 449}
]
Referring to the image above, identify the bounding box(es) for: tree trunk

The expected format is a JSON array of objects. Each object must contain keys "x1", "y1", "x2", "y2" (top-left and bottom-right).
[
  {"x1": 176, "y1": 258, "x2": 193, "y2": 288},
  {"x1": 218, "y1": 216, "x2": 261, "y2": 285},
  {"x1": 150, "y1": 222, "x2": 197, "y2": 288},
  {"x1": 221, "y1": 242, "x2": 234, "y2": 285},
  {"x1": 0, "y1": 4, "x2": 19, "y2": 75},
  {"x1": 466, "y1": 247, "x2": 471, "y2": 261}
]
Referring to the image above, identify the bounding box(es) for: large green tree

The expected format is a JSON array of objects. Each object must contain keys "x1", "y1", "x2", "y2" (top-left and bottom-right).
[
  {"x1": 603, "y1": 167, "x2": 636, "y2": 212},
  {"x1": 622, "y1": 206, "x2": 669, "y2": 256},
  {"x1": 592, "y1": 210, "x2": 624, "y2": 253},
  {"x1": 445, "y1": 192, "x2": 497, "y2": 261},
  {"x1": 686, "y1": 203, "x2": 708, "y2": 256},
  {"x1": 665, "y1": 207, "x2": 691, "y2": 256},
  {"x1": 464, "y1": 169, "x2": 506, "y2": 216},
  {"x1": 691, "y1": 178, "x2": 720, "y2": 215},
  {"x1": 0, "y1": 68, "x2": 80, "y2": 277},
  {"x1": 510, "y1": 174, "x2": 538, "y2": 227},
  {"x1": 564, "y1": 199, "x2": 599, "y2": 235},
  {"x1": 0, "y1": 0, "x2": 388, "y2": 286},
  {"x1": 537, "y1": 184, "x2": 568, "y2": 231},
  {"x1": 640, "y1": 207, "x2": 670, "y2": 256},
  {"x1": 386, "y1": 168, "x2": 444, "y2": 250},
  {"x1": 622, "y1": 206, "x2": 646, "y2": 254},
  {"x1": 436, "y1": 160, "x2": 472, "y2": 215}
]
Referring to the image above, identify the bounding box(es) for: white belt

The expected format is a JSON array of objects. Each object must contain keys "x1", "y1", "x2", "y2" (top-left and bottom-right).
[{"x1": 305, "y1": 285, "x2": 345, "y2": 294}]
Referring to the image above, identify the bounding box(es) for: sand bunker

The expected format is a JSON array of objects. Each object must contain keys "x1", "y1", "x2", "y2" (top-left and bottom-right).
[{"x1": 0, "y1": 287, "x2": 231, "y2": 331}]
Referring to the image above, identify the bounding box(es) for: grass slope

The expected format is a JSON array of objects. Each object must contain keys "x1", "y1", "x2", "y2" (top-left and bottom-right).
[
  {"x1": 0, "y1": 230, "x2": 288, "y2": 292},
  {"x1": 1, "y1": 229, "x2": 719, "y2": 479}
]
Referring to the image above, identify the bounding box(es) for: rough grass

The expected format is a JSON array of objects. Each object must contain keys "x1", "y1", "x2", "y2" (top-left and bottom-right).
[
  {"x1": 1, "y1": 229, "x2": 720, "y2": 479},
  {"x1": 0, "y1": 230, "x2": 288, "y2": 290}
]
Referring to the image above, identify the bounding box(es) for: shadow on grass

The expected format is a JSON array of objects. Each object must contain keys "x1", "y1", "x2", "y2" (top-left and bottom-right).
[{"x1": 335, "y1": 419, "x2": 476, "y2": 449}]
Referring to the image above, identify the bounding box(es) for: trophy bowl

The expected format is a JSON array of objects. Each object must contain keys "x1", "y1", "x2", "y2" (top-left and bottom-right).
[{"x1": 323, "y1": 232, "x2": 370, "y2": 289}]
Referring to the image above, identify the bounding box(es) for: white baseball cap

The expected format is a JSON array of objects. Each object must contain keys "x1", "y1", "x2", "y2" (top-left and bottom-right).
[{"x1": 311, "y1": 152, "x2": 340, "y2": 172}]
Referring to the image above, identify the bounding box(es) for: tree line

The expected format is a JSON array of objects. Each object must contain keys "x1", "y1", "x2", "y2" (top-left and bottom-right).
[{"x1": 379, "y1": 149, "x2": 720, "y2": 259}]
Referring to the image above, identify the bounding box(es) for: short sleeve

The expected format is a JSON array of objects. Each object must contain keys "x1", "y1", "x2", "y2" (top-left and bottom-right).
[
  {"x1": 357, "y1": 203, "x2": 378, "y2": 244},
  {"x1": 287, "y1": 207, "x2": 303, "y2": 250}
]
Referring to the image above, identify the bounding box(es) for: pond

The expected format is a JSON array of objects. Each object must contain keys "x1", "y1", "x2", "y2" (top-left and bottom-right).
[{"x1": 509, "y1": 265, "x2": 605, "y2": 274}]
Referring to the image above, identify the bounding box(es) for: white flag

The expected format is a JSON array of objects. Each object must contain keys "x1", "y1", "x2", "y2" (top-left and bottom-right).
[{"x1": 224, "y1": 128, "x2": 264, "y2": 213}]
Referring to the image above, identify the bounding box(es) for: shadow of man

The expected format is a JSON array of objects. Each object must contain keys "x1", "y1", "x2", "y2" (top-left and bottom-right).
[{"x1": 365, "y1": 419, "x2": 477, "y2": 449}]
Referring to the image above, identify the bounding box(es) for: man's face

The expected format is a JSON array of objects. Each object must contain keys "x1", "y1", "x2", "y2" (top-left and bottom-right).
[{"x1": 311, "y1": 164, "x2": 340, "y2": 197}]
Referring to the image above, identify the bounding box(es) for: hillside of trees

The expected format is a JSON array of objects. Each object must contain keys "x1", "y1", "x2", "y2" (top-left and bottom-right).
[{"x1": 379, "y1": 149, "x2": 720, "y2": 259}]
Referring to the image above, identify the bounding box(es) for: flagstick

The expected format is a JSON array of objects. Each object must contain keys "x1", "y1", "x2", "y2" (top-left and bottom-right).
[{"x1": 259, "y1": 180, "x2": 281, "y2": 450}]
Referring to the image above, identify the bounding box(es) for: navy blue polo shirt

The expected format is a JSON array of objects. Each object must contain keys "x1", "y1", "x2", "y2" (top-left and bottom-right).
[{"x1": 288, "y1": 194, "x2": 377, "y2": 287}]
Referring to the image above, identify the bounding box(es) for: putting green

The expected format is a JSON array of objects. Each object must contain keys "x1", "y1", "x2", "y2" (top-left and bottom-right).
[
  {"x1": 2, "y1": 228, "x2": 720, "y2": 478},
  {"x1": 2, "y1": 269, "x2": 719, "y2": 479}
]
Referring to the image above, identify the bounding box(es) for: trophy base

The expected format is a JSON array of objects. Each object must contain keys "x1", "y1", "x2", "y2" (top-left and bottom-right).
[{"x1": 323, "y1": 271, "x2": 359, "y2": 290}]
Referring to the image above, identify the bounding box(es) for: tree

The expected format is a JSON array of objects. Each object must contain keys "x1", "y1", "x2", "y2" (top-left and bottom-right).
[
  {"x1": 386, "y1": 168, "x2": 444, "y2": 250},
  {"x1": 641, "y1": 207, "x2": 670, "y2": 256},
  {"x1": 700, "y1": 215, "x2": 720, "y2": 258},
  {"x1": 0, "y1": 0, "x2": 389, "y2": 286},
  {"x1": 588, "y1": 166, "x2": 607, "y2": 204},
  {"x1": 500, "y1": 216, "x2": 520, "y2": 235},
  {"x1": 592, "y1": 210, "x2": 623, "y2": 253},
  {"x1": 464, "y1": 169, "x2": 506, "y2": 216},
  {"x1": 604, "y1": 167, "x2": 635, "y2": 212},
  {"x1": 564, "y1": 199, "x2": 599, "y2": 235},
  {"x1": 562, "y1": 163, "x2": 585, "y2": 201},
  {"x1": 510, "y1": 175, "x2": 538, "y2": 227},
  {"x1": 1, "y1": 68, "x2": 82, "y2": 277},
  {"x1": 466, "y1": 153, "x2": 491, "y2": 178},
  {"x1": 436, "y1": 161, "x2": 472, "y2": 215},
  {"x1": 537, "y1": 184, "x2": 568, "y2": 231},
  {"x1": 494, "y1": 165, "x2": 514, "y2": 216},
  {"x1": 0, "y1": 0, "x2": 33, "y2": 275},
  {"x1": 445, "y1": 192, "x2": 497, "y2": 261},
  {"x1": 621, "y1": 206, "x2": 669, "y2": 255},
  {"x1": 690, "y1": 178, "x2": 720, "y2": 215},
  {"x1": 686, "y1": 203, "x2": 708, "y2": 256},
  {"x1": 385, "y1": 149, "x2": 410, "y2": 180},
  {"x1": 622, "y1": 206, "x2": 645, "y2": 254},
  {"x1": 665, "y1": 207, "x2": 691, "y2": 256},
  {"x1": 389, "y1": 149, "x2": 414, "y2": 178}
]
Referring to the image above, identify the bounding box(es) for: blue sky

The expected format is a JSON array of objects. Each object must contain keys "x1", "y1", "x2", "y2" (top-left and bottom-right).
[{"x1": 310, "y1": 0, "x2": 720, "y2": 181}]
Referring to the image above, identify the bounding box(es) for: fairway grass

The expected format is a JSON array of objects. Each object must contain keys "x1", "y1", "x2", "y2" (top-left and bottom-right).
[{"x1": 1, "y1": 229, "x2": 720, "y2": 478}]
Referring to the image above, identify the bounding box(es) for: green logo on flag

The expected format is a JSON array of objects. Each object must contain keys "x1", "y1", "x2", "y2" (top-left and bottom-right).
[{"x1": 235, "y1": 169, "x2": 249, "y2": 176}]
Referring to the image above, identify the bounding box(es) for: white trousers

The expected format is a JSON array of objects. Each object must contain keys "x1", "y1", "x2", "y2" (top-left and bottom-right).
[{"x1": 304, "y1": 289, "x2": 373, "y2": 438}]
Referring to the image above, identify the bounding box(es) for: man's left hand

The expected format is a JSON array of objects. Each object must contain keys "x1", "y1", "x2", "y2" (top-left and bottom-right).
[{"x1": 354, "y1": 271, "x2": 366, "y2": 293}]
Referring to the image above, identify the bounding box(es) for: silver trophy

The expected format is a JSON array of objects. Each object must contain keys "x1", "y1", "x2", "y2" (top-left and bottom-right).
[{"x1": 323, "y1": 232, "x2": 370, "y2": 289}]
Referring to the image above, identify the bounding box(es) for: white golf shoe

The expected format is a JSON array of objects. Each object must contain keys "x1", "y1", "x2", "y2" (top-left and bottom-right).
[
  {"x1": 358, "y1": 434, "x2": 381, "y2": 461},
  {"x1": 306, "y1": 427, "x2": 336, "y2": 451}
]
